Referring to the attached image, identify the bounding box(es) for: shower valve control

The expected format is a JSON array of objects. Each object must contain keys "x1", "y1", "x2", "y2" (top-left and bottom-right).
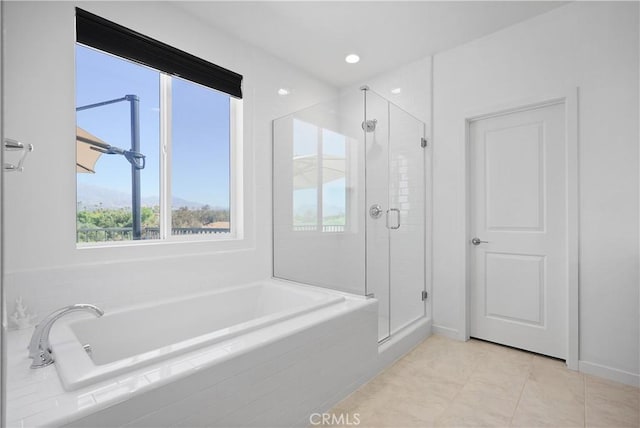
[{"x1": 369, "y1": 204, "x2": 383, "y2": 219}]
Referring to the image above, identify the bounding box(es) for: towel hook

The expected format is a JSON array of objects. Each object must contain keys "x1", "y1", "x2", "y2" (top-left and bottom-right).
[{"x1": 4, "y1": 138, "x2": 34, "y2": 172}]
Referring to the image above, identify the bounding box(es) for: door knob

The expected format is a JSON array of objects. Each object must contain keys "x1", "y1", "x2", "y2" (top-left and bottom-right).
[{"x1": 471, "y1": 237, "x2": 489, "y2": 246}]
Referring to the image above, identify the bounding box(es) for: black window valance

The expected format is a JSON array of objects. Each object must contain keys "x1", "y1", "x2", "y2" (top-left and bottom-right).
[{"x1": 76, "y1": 8, "x2": 243, "y2": 99}]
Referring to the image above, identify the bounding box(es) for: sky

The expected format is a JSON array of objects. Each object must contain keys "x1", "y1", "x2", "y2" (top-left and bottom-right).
[{"x1": 76, "y1": 44, "x2": 230, "y2": 209}]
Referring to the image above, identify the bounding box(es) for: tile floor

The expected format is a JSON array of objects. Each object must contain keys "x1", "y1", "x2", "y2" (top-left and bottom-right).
[{"x1": 327, "y1": 335, "x2": 640, "y2": 427}]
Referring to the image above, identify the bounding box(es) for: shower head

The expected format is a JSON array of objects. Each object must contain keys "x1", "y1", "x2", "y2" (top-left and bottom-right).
[{"x1": 362, "y1": 119, "x2": 377, "y2": 133}]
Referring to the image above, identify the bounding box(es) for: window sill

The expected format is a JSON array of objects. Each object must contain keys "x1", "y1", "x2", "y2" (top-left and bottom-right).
[{"x1": 76, "y1": 233, "x2": 241, "y2": 250}]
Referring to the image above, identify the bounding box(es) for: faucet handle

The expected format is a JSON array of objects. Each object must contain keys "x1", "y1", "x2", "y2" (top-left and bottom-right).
[{"x1": 30, "y1": 349, "x2": 54, "y2": 369}]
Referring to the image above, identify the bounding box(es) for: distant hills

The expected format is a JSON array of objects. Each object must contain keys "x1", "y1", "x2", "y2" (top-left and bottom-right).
[{"x1": 77, "y1": 183, "x2": 208, "y2": 210}]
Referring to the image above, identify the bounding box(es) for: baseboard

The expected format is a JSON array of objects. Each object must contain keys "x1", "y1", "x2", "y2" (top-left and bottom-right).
[
  {"x1": 376, "y1": 317, "x2": 431, "y2": 372},
  {"x1": 432, "y1": 324, "x2": 464, "y2": 341},
  {"x1": 429, "y1": 328, "x2": 639, "y2": 388},
  {"x1": 579, "y1": 360, "x2": 640, "y2": 388}
]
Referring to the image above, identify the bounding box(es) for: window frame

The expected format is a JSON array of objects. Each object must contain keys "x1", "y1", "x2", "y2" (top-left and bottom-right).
[
  {"x1": 74, "y1": 8, "x2": 244, "y2": 249},
  {"x1": 158, "y1": 73, "x2": 243, "y2": 244}
]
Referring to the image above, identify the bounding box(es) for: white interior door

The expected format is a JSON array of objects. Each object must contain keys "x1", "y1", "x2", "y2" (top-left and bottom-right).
[{"x1": 469, "y1": 102, "x2": 568, "y2": 359}]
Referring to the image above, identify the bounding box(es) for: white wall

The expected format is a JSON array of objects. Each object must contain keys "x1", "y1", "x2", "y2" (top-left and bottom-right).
[
  {"x1": 348, "y1": 57, "x2": 432, "y2": 126},
  {"x1": 2, "y1": 1, "x2": 336, "y2": 325},
  {"x1": 432, "y1": 1, "x2": 639, "y2": 384}
]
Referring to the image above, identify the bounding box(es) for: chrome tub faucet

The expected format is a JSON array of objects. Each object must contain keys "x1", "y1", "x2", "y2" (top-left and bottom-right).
[{"x1": 28, "y1": 304, "x2": 104, "y2": 369}]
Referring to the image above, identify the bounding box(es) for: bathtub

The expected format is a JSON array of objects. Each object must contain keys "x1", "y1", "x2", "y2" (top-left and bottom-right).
[
  {"x1": 8, "y1": 280, "x2": 378, "y2": 427},
  {"x1": 50, "y1": 280, "x2": 345, "y2": 391}
]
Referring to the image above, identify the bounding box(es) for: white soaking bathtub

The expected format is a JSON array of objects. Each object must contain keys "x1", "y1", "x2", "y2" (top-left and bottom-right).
[{"x1": 50, "y1": 280, "x2": 345, "y2": 391}]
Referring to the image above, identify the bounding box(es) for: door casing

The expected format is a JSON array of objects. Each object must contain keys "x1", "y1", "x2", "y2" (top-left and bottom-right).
[{"x1": 463, "y1": 89, "x2": 579, "y2": 370}]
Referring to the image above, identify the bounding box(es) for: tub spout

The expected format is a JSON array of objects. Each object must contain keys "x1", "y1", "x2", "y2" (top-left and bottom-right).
[{"x1": 28, "y1": 304, "x2": 104, "y2": 369}]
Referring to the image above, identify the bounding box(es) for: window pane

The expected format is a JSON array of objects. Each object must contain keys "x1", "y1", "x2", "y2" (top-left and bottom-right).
[
  {"x1": 292, "y1": 119, "x2": 318, "y2": 231},
  {"x1": 76, "y1": 44, "x2": 160, "y2": 243},
  {"x1": 171, "y1": 77, "x2": 230, "y2": 236},
  {"x1": 322, "y1": 129, "x2": 346, "y2": 232}
]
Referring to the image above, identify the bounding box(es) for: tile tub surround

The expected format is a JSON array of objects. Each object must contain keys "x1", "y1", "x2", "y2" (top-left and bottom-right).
[
  {"x1": 327, "y1": 335, "x2": 640, "y2": 427},
  {"x1": 6, "y1": 284, "x2": 378, "y2": 427}
]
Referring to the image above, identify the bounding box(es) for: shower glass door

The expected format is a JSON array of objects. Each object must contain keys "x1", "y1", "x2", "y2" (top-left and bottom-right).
[
  {"x1": 388, "y1": 102, "x2": 426, "y2": 334},
  {"x1": 273, "y1": 88, "x2": 426, "y2": 343},
  {"x1": 365, "y1": 90, "x2": 426, "y2": 341}
]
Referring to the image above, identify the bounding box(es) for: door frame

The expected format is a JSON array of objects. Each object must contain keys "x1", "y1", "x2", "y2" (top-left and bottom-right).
[{"x1": 462, "y1": 88, "x2": 579, "y2": 370}]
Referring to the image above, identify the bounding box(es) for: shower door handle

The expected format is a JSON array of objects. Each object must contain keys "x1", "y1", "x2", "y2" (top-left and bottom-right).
[{"x1": 386, "y1": 208, "x2": 400, "y2": 230}]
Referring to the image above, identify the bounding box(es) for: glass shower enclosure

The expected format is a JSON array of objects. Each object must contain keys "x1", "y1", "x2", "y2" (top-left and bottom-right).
[{"x1": 273, "y1": 87, "x2": 427, "y2": 342}]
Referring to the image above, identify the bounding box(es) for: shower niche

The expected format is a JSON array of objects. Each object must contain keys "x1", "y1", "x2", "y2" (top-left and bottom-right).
[{"x1": 273, "y1": 87, "x2": 429, "y2": 342}]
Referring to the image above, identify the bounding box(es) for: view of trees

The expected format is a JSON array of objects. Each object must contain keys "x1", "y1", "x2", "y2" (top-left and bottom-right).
[
  {"x1": 77, "y1": 205, "x2": 230, "y2": 231},
  {"x1": 77, "y1": 206, "x2": 159, "y2": 230},
  {"x1": 171, "y1": 205, "x2": 230, "y2": 228}
]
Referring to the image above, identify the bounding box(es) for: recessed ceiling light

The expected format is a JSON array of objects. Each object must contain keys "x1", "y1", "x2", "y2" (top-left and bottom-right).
[
  {"x1": 391, "y1": 88, "x2": 402, "y2": 95},
  {"x1": 345, "y1": 54, "x2": 360, "y2": 64},
  {"x1": 278, "y1": 88, "x2": 290, "y2": 96}
]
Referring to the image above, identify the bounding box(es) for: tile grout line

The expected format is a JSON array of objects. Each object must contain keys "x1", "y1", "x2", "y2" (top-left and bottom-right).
[{"x1": 508, "y1": 359, "x2": 532, "y2": 426}]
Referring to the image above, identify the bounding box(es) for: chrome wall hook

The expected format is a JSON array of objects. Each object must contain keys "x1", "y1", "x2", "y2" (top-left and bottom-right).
[{"x1": 4, "y1": 138, "x2": 34, "y2": 172}]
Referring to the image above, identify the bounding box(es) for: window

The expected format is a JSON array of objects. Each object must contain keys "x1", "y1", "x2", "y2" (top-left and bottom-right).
[
  {"x1": 75, "y1": 9, "x2": 242, "y2": 244},
  {"x1": 170, "y1": 78, "x2": 231, "y2": 236},
  {"x1": 292, "y1": 119, "x2": 349, "y2": 233}
]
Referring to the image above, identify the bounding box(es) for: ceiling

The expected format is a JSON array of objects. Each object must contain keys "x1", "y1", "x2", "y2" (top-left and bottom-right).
[{"x1": 175, "y1": 1, "x2": 567, "y2": 87}]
